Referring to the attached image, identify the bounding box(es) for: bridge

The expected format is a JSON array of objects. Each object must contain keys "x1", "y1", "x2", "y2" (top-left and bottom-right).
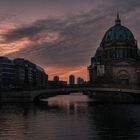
[{"x1": 0, "y1": 87, "x2": 140, "y2": 103}]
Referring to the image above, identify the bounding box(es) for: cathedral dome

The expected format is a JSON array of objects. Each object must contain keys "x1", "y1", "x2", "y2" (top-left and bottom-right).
[{"x1": 101, "y1": 13, "x2": 136, "y2": 47}]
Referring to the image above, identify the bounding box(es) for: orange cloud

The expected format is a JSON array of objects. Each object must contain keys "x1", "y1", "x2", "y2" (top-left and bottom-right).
[
  {"x1": 0, "y1": 37, "x2": 32, "y2": 56},
  {"x1": 0, "y1": 25, "x2": 60, "y2": 56}
]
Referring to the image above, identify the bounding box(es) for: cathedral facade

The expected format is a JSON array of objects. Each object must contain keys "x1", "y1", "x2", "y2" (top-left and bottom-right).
[{"x1": 88, "y1": 14, "x2": 140, "y2": 89}]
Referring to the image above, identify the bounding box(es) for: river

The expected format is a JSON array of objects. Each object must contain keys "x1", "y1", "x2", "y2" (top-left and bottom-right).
[{"x1": 0, "y1": 94, "x2": 140, "y2": 140}]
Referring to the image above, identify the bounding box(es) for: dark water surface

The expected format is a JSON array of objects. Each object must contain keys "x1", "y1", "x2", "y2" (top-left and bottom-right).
[{"x1": 0, "y1": 94, "x2": 140, "y2": 140}]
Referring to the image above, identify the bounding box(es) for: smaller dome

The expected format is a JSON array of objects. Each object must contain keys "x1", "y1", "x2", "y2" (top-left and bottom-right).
[
  {"x1": 95, "y1": 47, "x2": 104, "y2": 56},
  {"x1": 97, "y1": 47, "x2": 104, "y2": 52}
]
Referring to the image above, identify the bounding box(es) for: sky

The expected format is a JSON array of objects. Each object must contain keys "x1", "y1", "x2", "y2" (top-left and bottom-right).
[{"x1": 0, "y1": 0, "x2": 140, "y2": 81}]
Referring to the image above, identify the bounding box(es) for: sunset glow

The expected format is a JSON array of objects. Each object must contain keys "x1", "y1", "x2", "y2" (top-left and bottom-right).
[
  {"x1": 0, "y1": 0, "x2": 140, "y2": 82},
  {"x1": 45, "y1": 66, "x2": 88, "y2": 82}
]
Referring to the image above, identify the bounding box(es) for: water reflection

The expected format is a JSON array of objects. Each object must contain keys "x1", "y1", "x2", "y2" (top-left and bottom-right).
[
  {"x1": 47, "y1": 95, "x2": 90, "y2": 115},
  {"x1": 0, "y1": 95, "x2": 139, "y2": 140},
  {"x1": 87, "y1": 103, "x2": 140, "y2": 140}
]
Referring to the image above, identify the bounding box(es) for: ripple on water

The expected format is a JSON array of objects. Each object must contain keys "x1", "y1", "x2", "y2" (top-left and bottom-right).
[{"x1": 0, "y1": 95, "x2": 140, "y2": 140}]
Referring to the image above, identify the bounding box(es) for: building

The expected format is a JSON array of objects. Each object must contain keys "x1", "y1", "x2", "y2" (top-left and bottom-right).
[
  {"x1": 14, "y1": 58, "x2": 48, "y2": 89},
  {"x1": 48, "y1": 76, "x2": 67, "y2": 88},
  {"x1": 69, "y1": 75, "x2": 75, "y2": 86},
  {"x1": 53, "y1": 76, "x2": 59, "y2": 82},
  {"x1": 0, "y1": 57, "x2": 48, "y2": 90},
  {"x1": 36, "y1": 65, "x2": 48, "y2": 88},
  {"x1": 88, "y1": 14, "x2": 140, "y2": 89},
  {"x1": 14, "y1": 58, "x2": 27, "y2": 88},
  {"x1": 0, "y1": 57, "x2": 15, "y2": 89},
  {"x1": 77, "y1": 77, "x2": 85, "y2": 85}
]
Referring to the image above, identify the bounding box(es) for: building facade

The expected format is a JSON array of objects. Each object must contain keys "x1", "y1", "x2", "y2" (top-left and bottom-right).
[
  {"x1": 53, "y1": 76, "x2": 59, "y2": 82},
  {"x1": 69, "y1": 75, "x2": 75, "y2": 86},
  {"x1": 88, "y1": 14, "x2": 140, "y2": 89},
  {"x1": 14, "y1": 58, "x2": 48, "y2": 89},
  {"x1": 0, "y1": 57, "x2": 48, "y2": 90},
  {"x1": 48, "y1": 76, "x2": 67, "y2": 88},
  {"x1": 0, "y1": 57, "x2": 15, "y2": 89},
  {"x1": 77, "y1": 77, "x2": 85, "y2": 85}
]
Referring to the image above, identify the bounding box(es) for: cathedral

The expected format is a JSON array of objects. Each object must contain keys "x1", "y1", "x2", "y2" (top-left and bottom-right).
[{"x1": 88, "y1": 14, "x2": 140, "y2": 89}]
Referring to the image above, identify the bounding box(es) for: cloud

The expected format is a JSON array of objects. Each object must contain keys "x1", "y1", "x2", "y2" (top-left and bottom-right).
[
  {"x1": 3, "y1": 10, "x2": 108, "y2": 68},
  {"x1": 1, "y1": 0, "x2": 140, "y2": 80}
]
